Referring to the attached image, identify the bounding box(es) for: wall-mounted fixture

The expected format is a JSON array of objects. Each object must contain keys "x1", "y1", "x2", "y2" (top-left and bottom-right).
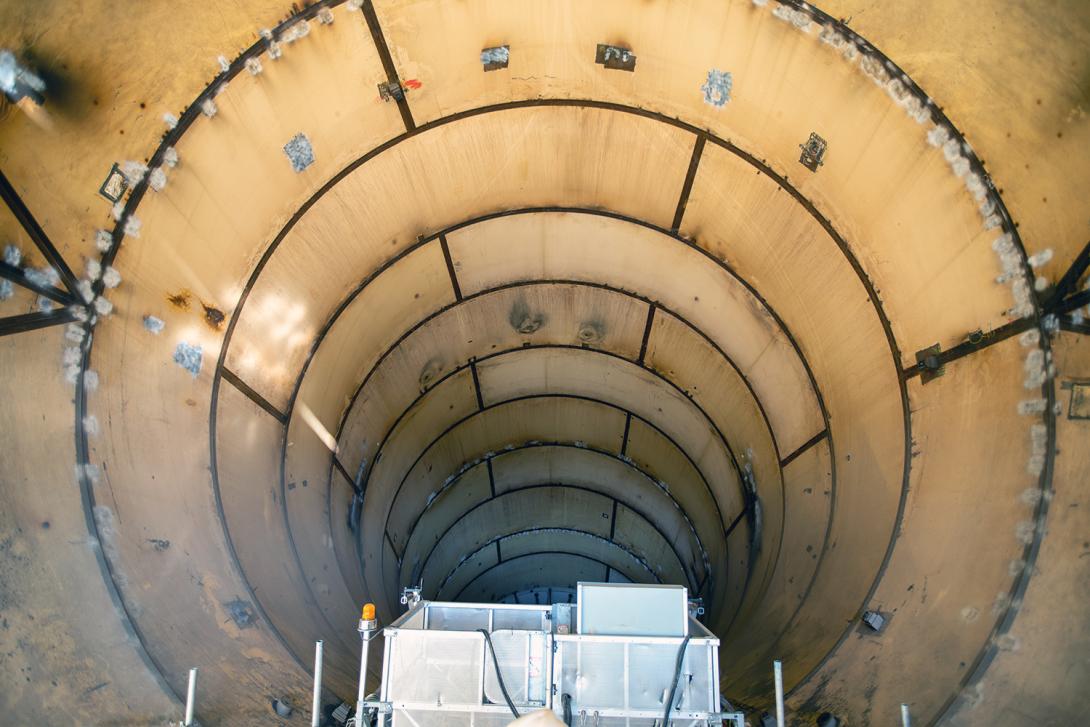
[
  {"x1": 799, "y1": 132, "x2": 828, "y2": 172},
  {"x1": 914, "y1": 343, "x2": 945, "y2": 384},
  {"x1": 595, "y1": 44, "x2": 636, "y2": 71},
  {"x1": 98, "y1": 163, "x2": 128, "y2": 203},
  {"x1": 378, "y1": 80, "x2": 404, "y2": 102},
  {"x1": 1068, "y1": 381, "x2": 1090, "y2": 419},
  {"x1": 862, "y1": 609, "x2": 887, "y2": 633}
]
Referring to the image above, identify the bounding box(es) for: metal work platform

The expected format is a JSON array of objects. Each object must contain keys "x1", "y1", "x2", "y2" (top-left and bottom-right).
[{"x1": 361, "y1": 583, "x2": 743, "y2": 726}]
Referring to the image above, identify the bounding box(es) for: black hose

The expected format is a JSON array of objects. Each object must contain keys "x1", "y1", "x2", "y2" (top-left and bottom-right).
[
  {"x1": 478, "y1": 629, "x2": 521, "y2": 719},
  {"x1": 562, "y1": 693, "x2": 573, "y2": 726},
  {"x1": 661, "y1": 635, "x2": 692, "y2": 726}
]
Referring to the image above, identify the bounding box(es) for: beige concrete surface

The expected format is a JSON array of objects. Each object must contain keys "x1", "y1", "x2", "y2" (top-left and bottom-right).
[{"x1": 0, "y1": 1, "x2": 1086, "y2": 725}]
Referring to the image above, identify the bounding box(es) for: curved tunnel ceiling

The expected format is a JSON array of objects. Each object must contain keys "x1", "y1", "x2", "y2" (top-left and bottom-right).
[{"x1": 0, "y1": 1, "x2": 1088, "y2": 726}]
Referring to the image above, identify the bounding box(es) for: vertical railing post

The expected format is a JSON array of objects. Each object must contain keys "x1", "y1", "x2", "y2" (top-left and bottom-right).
[
  {"x1": 356, "y1": 633, "x2": 370, "y2": 724},
  {"x1": 312, "y1": 640, "x2": 324, "y2": 727},
  {"x1": 357, "y1": 603, "x2": 379, "y2": 727},
  {"x1": 901, "y1": 703, "x2": 911, "y2": 727},
  {"x1": 773, "y1": 660, "x2": 785, "y2": 727},
  {"x1": 184, "y1": 668, "x2": 197, "y2": 726}
]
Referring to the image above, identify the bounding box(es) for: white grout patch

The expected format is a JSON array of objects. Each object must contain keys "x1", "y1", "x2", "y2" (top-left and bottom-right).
[
  {"x1": 259, "y1": 28, "x2": 283, "y2": 59},
  {"x1": 95, "y1": 230, "x2": 113, "y2": 253},
  {"x1": 1014, "y1": 520, "x2": 1036, "y2": 545},
  {"x1": 24, "y1": 266, "x2": 58, "y2": 289},
  {"x1": 772, "y1": 3, "x2": 812, "y2": 31},
  {"x1": 3, "y1": 243, "x2": 21, "y2": 266},
  {"x1": 123, "y1": 215, "x2": 142, "y2": 238},
  {"x1": 1020, "y1": 488, "x2": 1042, "y2": 506},
  {"x1": 102, "y1": 266, "x2": 122, "y2": 289},
  {"x1": 62, "y1": 346, "x2": 81, "y2": 367},
  {"x1": 148, "y1": 167, "x2": 167, "y2": 192},
  {"x1": 280, "y1": 19, "x2": 310, "y2": 43},
  {"x1": 1016, "y1": 398, "x2": 1047, "y2": 415},
  {"x1": 121, "y1": 160, "x2": 147, "y2": 186},
  {"x1": 79, "y1": 463, "x2": 100, "y2": 486}
]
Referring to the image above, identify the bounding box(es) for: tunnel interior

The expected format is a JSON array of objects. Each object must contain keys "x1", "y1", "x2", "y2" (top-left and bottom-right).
[{"x1": 1, "y1": 1, "x2": 1088, "y2": 726}]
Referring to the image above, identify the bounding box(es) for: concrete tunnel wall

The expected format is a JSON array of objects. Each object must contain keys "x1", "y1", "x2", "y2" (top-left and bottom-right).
[{"x1": 0, "y1": 1, "x2": 1088, "y2": 725}]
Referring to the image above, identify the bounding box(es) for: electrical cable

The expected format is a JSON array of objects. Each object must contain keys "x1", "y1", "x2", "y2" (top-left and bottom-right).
[
  {"x1": 478, "y1": 629, "x2": 521, "y2": 719},
  {"x1": 661, "y1": 635, "x2": 692, "y2": 726}
]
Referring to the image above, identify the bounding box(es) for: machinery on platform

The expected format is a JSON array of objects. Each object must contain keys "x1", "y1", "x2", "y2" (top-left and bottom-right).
[{"x1": 356, "y1": 583, "x2": 744, "y2": 727}]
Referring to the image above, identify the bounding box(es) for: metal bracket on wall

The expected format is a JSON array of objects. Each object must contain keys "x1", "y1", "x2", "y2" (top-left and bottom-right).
[
  {"x1": 1063, "y1": 380, "x2": 1090, "y2": 420},
  {"x1": 861, "y1": 609, "x2": 889, "y2": 634},
  {"x1": 799, "y1": 132, "x2": 827, "y2": 172},
  {"x1": 914, "y1": 343, "x2": 944, "y2": 384},
  {"x1": 98, "y1": 162, "x2": 128, "y2": 202},
  {"x1": 378, "y1": 80, "x2": 405, "y2": 102},
  {"x1": 595, "y1": 44, "x2": 636, "y2": 72}
]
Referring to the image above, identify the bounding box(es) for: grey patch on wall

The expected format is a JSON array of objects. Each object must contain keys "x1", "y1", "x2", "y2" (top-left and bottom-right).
[
  {"x1": 173, "y1": 342, "x2": 202, "y2": 376},
  {"x1": 577, "y1": 320, "x2": 605, "y2": 345},
  {"x1": 481, "y1": 45, "x2": 510, "y2": 71},
  {"x1": 224, "y1": 598, "x2": 257, "y2": 628},
  {"x1": 701, "y1": 69, "x2": 732, "y2": 108},
  {"x1": 509, "y1": 298, "x2": 546, "y2": 334},
  {"x1": 146, "y1": 538, "x2": 170, "y2": 551},
  {"x1": 283, "y1": 132, "x2": 315, "y2": 172},
  {"x1": 143, "y1": 315, "x2": 165, "y2": 334}
]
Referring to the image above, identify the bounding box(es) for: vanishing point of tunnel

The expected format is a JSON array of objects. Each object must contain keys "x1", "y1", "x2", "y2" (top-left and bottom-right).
[{"x1": 0, "y1": 1, "x2": 1088, "y2": 725}]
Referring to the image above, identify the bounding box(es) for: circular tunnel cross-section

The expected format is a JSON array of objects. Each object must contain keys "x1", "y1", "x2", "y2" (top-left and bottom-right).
[{"x1": 1, "y1": 2, "x2": 1088, "y2": 726}]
